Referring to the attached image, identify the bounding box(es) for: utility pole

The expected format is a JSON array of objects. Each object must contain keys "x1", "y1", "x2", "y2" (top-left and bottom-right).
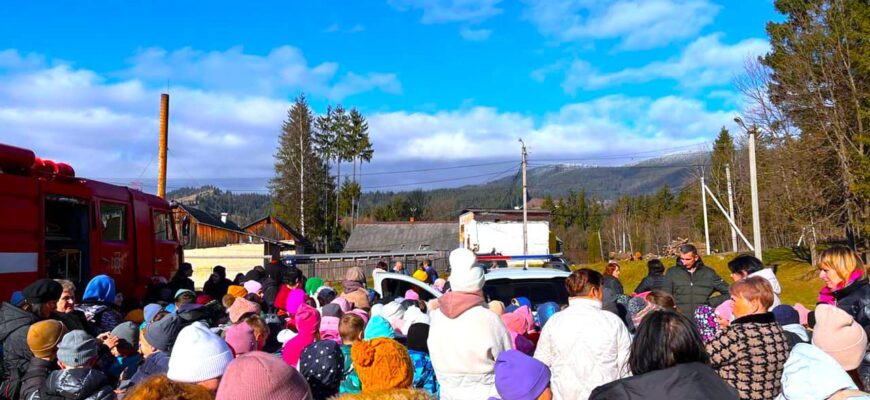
[
  {"x1": 520, "y1": 139, "x2": 529, "y2": 270},
  {"x1": 157, "y1": 93, "x2": 169, "y2": 199},
  {"x1": 726, "y1": 164, "x2": 737, "y2": 253},
  {"x1": 748, "y1": 127, "x2": 763, "y2": 260},
  {"x1": 701, "y1": 175, "x2": 711, "y2": 255}
]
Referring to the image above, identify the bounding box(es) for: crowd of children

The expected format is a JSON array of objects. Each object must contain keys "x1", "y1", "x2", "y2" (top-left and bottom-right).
[{"x1": 0, "y1": 245, "x2": 868, "y2": 400}]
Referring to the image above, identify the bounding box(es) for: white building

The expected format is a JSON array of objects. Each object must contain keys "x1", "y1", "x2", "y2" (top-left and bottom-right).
[{"x1": 459, "y1": 209, "x2": 551, "y2": 257}]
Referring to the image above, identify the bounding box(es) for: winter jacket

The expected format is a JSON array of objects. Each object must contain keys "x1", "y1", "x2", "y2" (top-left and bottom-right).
[
  {"x1": 203, "y1": 278, "x2": 232, "y2": 301},
  {"x1": 428, "y1": 297, "x2": 512, "y2": 400},
  {"x1": 73, "y1": 303, "x2": 121, "y2": 334},
  {"x1": 776, "y1": 343, "x2": 861, "y2": 400},
  {"x1": 339, "y1": 345, "x2": 362, "y2": 394},
  {"x1": 749, "y1": 268, "x2": 782, "y2": 309},
  {"x1": 706, "y1": 312, "x2": 789, "y2": 400},
  {"x1": 534, "y1": 298, "x2": 631, "y2": 400},
  {"x1": 409, "y1": 350, "x2": 438, "y2": 396},
  {"x1": 124, "y1": 351, "x2": 169, "y2": 387},
  {"x1": 38, "y1": 369, "x2": 115, "y2": 400},
  {"x1": 103, "y1": 354, "x2": 139, "y2": 383},
  {"x1": 666, "y1": 260, "x2": 730, "y2": 314},
  {"x1": 633, "y1": 275, "x2": 672, "y2": 294},
  {"x1": 832, "y1": 278, "x2": 870, "y2": 384},
  {"x1": 0, "y1": 302, "x2": 42, "y2": 398},
  {"x1": 51, "y1": 312, "x2": 98, "y2": 338},
  {"x1": 780, "y1": 324, "x2": 810, "y2": 351},
  {"x1": 602, "y1": 276, "x2": 624, "y2": 296},
  {"x1": 589, "y1": 362, "x2": 739, "y2": 400},
  {"x1": 20, "y1": 358, "x2": 57, "y2": 400}
]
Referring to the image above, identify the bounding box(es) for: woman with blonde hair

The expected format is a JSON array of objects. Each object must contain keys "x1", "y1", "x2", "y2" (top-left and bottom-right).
[{"x1": 817, "y1": 245, "x2": 870, "y2": 387}]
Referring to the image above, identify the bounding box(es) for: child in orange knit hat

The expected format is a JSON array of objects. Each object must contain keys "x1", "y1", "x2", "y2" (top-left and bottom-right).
[{"x1": 338, "y1": 337, "x2": 431, "y2": 399}]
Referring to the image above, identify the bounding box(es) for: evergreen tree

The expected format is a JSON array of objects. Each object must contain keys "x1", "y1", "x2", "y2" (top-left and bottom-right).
[{"x1": 269, "y1": 94, "x2": 331, "y2": 248}]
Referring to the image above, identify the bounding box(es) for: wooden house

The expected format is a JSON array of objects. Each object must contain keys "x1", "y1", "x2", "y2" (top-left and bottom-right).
[
  {"x1": 241, "y1": 215, "x2": 311, "y2": 254},
  {"x1": 173, "y1": 204, "x2": 254, "y2": 249}
]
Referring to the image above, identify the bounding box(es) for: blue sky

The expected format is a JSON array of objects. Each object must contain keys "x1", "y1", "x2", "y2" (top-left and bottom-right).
[{"x1": 0, "y1": 0, "x2": 778, "y2": 192}]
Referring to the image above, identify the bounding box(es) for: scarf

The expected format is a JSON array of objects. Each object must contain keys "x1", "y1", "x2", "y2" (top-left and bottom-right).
[
  {"x1": 818, "y1": 269, "x2": 863, "y2": 305},
  {"x1": 438, "y1": 291, "x2": 485, "y2": 319}
]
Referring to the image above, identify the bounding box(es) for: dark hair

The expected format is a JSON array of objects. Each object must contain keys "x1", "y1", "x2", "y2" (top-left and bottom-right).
[
  {"x1": 727, "y1": 254, "x2": 764, "y2": 275},
  {"x1": 678, "y1": 244, "x2": 698, "y2": 256},
  {"x1": 647, "y1": 290, "x2": 676, "y2": 310},
  {"x1": 604, "y1": 262, "x2": 620, "y2": 277},
  {"x1": 630, "y1": 310, "x2": 710, "y2": 375},
  {"x1": 566, "y1": 269, "x2": 602, "y2": 297},
  {"x1": 283, "y1": 267, "x2": 302, "y2": 284},
  {"x1": 377, "y1": 261, "x2": 388, "y2": 269},
  {"x1": 647, "y1": 259, "x2": 665, "y2": 276}
]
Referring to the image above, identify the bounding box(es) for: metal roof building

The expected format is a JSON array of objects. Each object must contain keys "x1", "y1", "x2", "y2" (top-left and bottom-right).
[{"x1": 343, "y1": 222, "x2": 459, "y2": 252}]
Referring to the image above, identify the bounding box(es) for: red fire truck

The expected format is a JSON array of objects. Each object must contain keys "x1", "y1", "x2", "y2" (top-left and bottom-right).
[{"x1": 0, "y1": 143, "x2": 183, "y2": 301}]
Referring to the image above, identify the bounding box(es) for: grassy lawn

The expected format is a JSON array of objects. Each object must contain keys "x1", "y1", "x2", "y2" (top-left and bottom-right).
[{"x1": 575, "y1": 248, "x2": 821, "y2": 308}]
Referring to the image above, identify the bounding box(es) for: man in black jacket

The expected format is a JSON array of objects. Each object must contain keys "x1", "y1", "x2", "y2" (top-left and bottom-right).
[{"x1": 665, "y1": 244, "x2": 730, "y2": 315}]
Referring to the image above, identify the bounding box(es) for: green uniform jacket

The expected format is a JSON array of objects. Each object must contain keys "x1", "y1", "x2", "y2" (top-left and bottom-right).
[{"x1": 666, "y1": 261, "x2": 730, "y2": 314}]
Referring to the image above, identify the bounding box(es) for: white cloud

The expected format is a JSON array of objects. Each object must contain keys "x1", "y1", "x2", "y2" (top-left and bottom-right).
[
  {"x1": 369, "y1": 95, "x2": 737, "y2": 161},
  {"x1": 560, "y1": 34, "x2": 770, "y2": 93},
  {"x1": 324, "y1": 23, "x2": 366, "y2": 33},
  {"x1": 523, "y1": 0, "x2": 720, "y2": 50},
  {"x1": 123, "y1": 46, "x2": 400, "y2": 100},
  {"x1": 459, "y1": 27, "x2": 493, "y2": 41},
  {"x1": 0, "y1": 49, "x2": 737, "y2": 192},
  {"x1": 389, "y1": 0, "x2": 503, "y2": 24}
]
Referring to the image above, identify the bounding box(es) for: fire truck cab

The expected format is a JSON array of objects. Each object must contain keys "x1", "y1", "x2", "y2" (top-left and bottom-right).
[{"x1": 0, "y1": 143, "x2": 182, "y2": 301}]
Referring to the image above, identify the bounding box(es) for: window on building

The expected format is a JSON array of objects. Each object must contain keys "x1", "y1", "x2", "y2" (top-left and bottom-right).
[{"x1": 100, "y1": 203, "x2": 126, "y2": 241}]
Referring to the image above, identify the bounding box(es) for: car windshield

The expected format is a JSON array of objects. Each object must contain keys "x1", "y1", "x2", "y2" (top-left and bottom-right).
[{"x1": 482, "y1": 278, "x2": 569, "y2": 308}]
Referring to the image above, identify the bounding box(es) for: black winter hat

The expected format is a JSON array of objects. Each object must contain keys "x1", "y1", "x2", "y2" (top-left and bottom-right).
[
  {"x1": 144, "y1": 314, "x2": 182, "y2": 352},
  {"x1": 22, "y1": 279, "x2": 63, "y2": 304},
  {"x1": 406, "y1": 323, "x2": 430, "y2": 354}
]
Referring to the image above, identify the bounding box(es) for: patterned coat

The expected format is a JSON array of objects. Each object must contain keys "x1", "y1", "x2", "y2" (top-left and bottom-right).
[{"x1": 706, "y1": 312, "x2": 789, "y2": 400}]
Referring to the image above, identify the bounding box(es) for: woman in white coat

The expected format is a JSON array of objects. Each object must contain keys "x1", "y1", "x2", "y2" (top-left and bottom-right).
[{"x1": 534, "y1": 268, "x2": 631, "y2": 400}]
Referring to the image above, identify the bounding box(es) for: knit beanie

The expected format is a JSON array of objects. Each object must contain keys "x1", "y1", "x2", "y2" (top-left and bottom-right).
[
  {"x1": 143, "y1": 303, "x2": 163, "y2": 324},
  {"x1": 342, "y1": 288, "x2": 370, "y2": 310},
  {"x1": 224, "y1": 322, "x2": 257, "y2": 356},
  {"x1": 404, "y1": 289, "x2": 420, "y2": 301},
  {"x1": 22, "y1": 279, "x2": 63, "y2": 304},
  {"x1": 351, "y1": 338, "x2": 413, "y2": 391},
  {"x1": 285, "y1": 288, "x2": 307, "y2": 317},
  {"x1": 370, "y1": 304, "x2": 384, "y2": 318},
  {"x1": 215, "y1": 351, "x2": 313, "y2": 400},
  {"x1": 448, "y1": 248, "x2": 483, "y2": 292},
  {"x1": 511, "y1": 297, "x2": 532, "y2": 309},
  {"x1": 227, "y1": 285, "x2": 247, "y2": 299},
  {"x1": 502, "y1": 311, "x2": 529, "y2": 335},
  {"x1": 243, "y1": 280, "x2": 262, "y2": 295},
  {"x1": 122, "y1": 309, "x2": 143, "y2": 325},
  {"x1": 300, "y1": 340, "x2": 344, "y2": 399},
  {"x1": 412, "y1": 270, "x2": 429, "y2": 282},
  {"x1": 492, "y1": 350, "x2": 551, "y2": 400},
  {"x1": 693, "y1": 305, "x2": 719, "y2": 343},
  {"x1": 347, "y1": 309, "x2": 370, "y2": 325},
  {"x1": 305, "y1": 278, "x2": 324, "y2": 296},
  {"x1": 10, "y1": 291, "x2": 24, "y2": 307},
  {"x1": 144, "y1": 314, "x2": 182, "y2": 352},
  {"x1": 773, "y1": 305, "x2": 800, "y2": 326},
  {"x1": 27, "y1": 320, "x2": 67, "y2": 359},
  {"x1": 536, "y1": 302, "x2": 560, "y2": 328},
  {"x1": 82, "y1": 275, "x2": 116, "y2": 303},
  {"x1": 168, "y1": 322, "x2": 234, "y2": 383},
  {"x1": 57, "y1": 330, "x2": 98, "y2": 367},
  {"x1": 406, "y1": 323, "x2": 430, "y2": 354},
  {"x1": 364, "y1": 316, "x2": 396, "y2": 340},
  {"x1": 227, "y1": 296, "x2": 261, "y2": 324},
  {"x1": 316, "y1": 287, "x2": 337, "y2": 309},
  {"x1": 812, "y1": 304, "x2": 868, "y2": 370},
  {"x1": 715, "y1": 299, "x2": 734, "y2": 322},
  {"x1": 112, "y1": 321, "x2": 139, "y2": 350},
  {"x1": 174, "y1": 288, "x2": 195, "y2": 301}
]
